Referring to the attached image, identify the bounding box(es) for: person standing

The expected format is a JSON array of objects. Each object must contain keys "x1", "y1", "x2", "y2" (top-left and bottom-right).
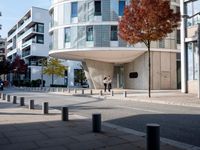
[
  {"x1": 103, "y1": 77, "x2": 107, "y2": 92},
  {"x1": 107, "y1": 76, "x2": 112, "y2": 92}
]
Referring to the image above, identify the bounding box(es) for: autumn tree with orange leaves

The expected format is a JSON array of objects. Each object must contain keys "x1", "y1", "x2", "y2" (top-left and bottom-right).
[{"x1": 119, "y1": 0, "x2": 180, "y2": 98}]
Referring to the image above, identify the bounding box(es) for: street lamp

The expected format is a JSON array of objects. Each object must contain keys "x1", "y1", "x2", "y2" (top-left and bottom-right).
[{"x1": 182, "y1": 12, "x2": 200, "y2": 98}]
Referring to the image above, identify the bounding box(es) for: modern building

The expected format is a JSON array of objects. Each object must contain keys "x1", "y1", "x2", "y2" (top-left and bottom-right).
[
  {"x1": 49, "y1": 0, "x2": 181, "y2": 89},
  {"x1": 0, "y1": 37, "x2": 6, "y2": 61},
  {"x1": 6, "y1": 7, "x2": 81, "y2": 87},
  {"x1": 181, "y1": 0, "x2": 200, "y2": 94}
]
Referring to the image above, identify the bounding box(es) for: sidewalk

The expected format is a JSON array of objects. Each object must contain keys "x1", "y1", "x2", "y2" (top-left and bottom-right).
[{"x1": 0, "y1": 100, "x2": 184, "y2": 150}]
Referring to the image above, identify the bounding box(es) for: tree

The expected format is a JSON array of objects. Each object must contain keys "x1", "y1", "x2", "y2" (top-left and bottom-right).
[
  {"x1": 0, "y1": 58, "x2": 11, "y2": 80},
  {"x1": 43, "y1": 58, "x2": 67, "y2": 85},
  {"x1": 11, "y1": 55, "x2": 28, "y2": 84},
  {"x1": 119, "y1": 0, "x2": 180, "y2": 97}
]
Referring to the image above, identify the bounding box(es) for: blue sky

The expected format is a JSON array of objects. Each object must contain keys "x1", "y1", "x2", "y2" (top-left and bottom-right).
[{"x1": 0, "y1": 0, "x2": 51, "y2": 38}]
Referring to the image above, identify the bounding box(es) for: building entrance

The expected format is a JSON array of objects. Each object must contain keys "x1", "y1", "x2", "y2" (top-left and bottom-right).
[{"x1": 113, "y1": 66, "x2": 125, "y2": 88}]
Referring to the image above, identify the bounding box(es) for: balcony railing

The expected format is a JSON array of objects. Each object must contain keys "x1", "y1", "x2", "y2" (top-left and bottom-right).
[
  {"x1": 22, "y1": 39, "x2": 35, "y2": 49},
  {"x1": 17, "y1": 17, "x2": 32, "y2": 33}
]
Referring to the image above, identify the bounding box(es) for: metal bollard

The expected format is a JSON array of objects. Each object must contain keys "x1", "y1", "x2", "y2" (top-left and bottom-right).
[
  {"x1": 99, "y1": 90, "x2": 102, "y2": 96},
  {"x1": 29, "y1": 100, "x2": 34, "y2": 109},
  {"x1": 74, "y1": 89, "x2": 77, "y2": 94},
  {"x1": 43, "y1": 102, "x2": 49, "y2": 114},
  {"x1": 3, "y1": 94, "x2": 6, "y2": 100},
  {"x1": 90, "y1": 89, "x2": 93, "y2": 95},
  {"x1": 82, "y1": 89, "x2": 84, "y2": 95},
  {"x1": 13, "y1": 96, "x2": 17, "y2": 104},
  {"x1": 68, "y1": 88, "x2": 71, "y2": 93},
  {"x1": 0, "y1": 93, "x2": 2, "y2": 99},
  {"x1": 7, "y1": 95, "x2": 11, "y2": 102},
  {"x1": 111, "y1": 90, "x2": 114, "y2": 96},
  {"x1": 123, "y1": 91, "x2": 127, "y2": 97},
  {"x1": 62, "y1": 107, "x2": 69, "y2": 121},
  {"x1": 146, "y1": 124, "x2": 160, "y2": 150},
  {"x1": 20, "y1": 97, "x2": 25, "y2": 106},
  {"x1": 92, "y1": 114, "x2": 101, "y2": 133}
]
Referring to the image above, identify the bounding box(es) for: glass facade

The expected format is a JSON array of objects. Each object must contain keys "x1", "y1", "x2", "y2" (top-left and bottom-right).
[
  {"x1": 186, "y1": 0, "x2": 200, "y2": 27},
  {"x1": 71, "y1": 2, "x2": 78, "y2": 18},
  {"x1": 64, "y1": 27, "x2": 70, "y2": 43},
  {"x1": 110, "y1": 26, "x2": 118, "y2": 41},
  {"x1": 36, "y1": 23, "x2": 44, "y2": 33},
  {"x1": 119, "y1": 0, "x2": 125, "y2": 16},
  {"x1": 187, "y1": 42, "x2": 199, "y2": 80},
  {"x1": 86, "y1": 26, "x2": 93, "y2": 41},
  {"x1": 94, "y1": 1, "x2": 101, "y2": 16}
]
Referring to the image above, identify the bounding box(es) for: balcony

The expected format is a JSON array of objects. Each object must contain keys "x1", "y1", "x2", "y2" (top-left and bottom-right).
[
  {"x1": 22, "y1": 39, "x2": 35, "y2": 49},
  {"x1": 7, "y1": 42, "x2": 13, "y2": 50},
  {"x1": 18, "y1": 27, "x2": 35, "y2": 41},
  {"x1": 22, "y1": 50, "x2": 30, "y2": 57},
  {"x1": 17, "y1": 17, "x2": 32, "y2": 34}
]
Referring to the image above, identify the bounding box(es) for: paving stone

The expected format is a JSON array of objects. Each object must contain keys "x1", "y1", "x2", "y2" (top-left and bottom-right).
[
  {"x1": 35, "y1": 137, "x2": 77, "y2": 147},
  {"x1": 99, "y1": 143, "x2": 143, "y2": 150},
  {"x1": 0, "y1": 142, "x2": 38, "y2": 150},
  {"x1": 4, "y1": 129, "x2": 41, "y2": 137},
  {"x1": 36, "y1": 146, "x2": 68, "y2": 150},
  {"x1": 98, "y1": 137, "x2": 129, "y2": 147},
  {"x1": 9, "y1": 134, "x2": 48, "y2": 143},
  {"x1": 0, "y1": 138, "x2": 10, "y2": 145},
  {"x1": 71, "y1": 133, "x2": 108, "y2": 142}
]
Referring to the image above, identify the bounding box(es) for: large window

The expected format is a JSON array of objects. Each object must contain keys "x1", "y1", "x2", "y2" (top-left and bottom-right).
[
  {"x1": 71, "y1": 2, "x2": 78, "y2": 18},
  {"x1": 159, "y1": 39, "x2": 165, "y2": 48},
  {"x1": 110, "y1": 26, "x2": 118, "y2": 41},
  {"x1": 64, "y1": 27, "x2": 70, "y2": 43},
  {"x1": 119, "y1": 1, "x2": 125, "y2": 16},
  {"x1": 187, "y1": 42, "x2": 199, "y2": 80},
  {"x1": 176, "y1": 29, "x2": 181, "y2": 44},
  {"x1": 36, "y1": 35, "x2": 44, "y2": 44},
  {"x1": 186, "y1": 1, "x2": 200, "y2": 26},
  {"x1": 94, "y1": 1, "x2": 101, "y2": 16},
  {"x1": 36, "y1": 23, "x2": 44, "y2": 33},
  {"x1": 86, "y1": 26, "x2": 93, "y2": 41}
]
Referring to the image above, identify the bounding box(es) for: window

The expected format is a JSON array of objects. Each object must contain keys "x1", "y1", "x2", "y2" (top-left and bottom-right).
[
  {"x1": 94, "y1": 1, "x2": 101, "y2": 16},
  {"x1": 64, "y1": 27, "x2": 70, "y2": 43},
  {"x1": 86, "y1": 26, "x2": 93, "y2": 41},
  {"x1": 71, "y1": 2, "x2": 78, "y2": 18},
  {"x1": 36, "y1": 23, "x2": 44, "y2": 33},
  {"x1": 110, "y1": 26, "x2": 118, "y2": 41},
  {"x1": 119, "y1": 1, "x2": 125, "y2": 16},
  {"x1": 159, "y1": 39, "x2": 165, "y2": 48},
  {"x1": 176, "y1": 29, "x2": 180, "y2": 44},
  {"x1": 36, "y1": 35, "x2": 44, "y2": 44}
]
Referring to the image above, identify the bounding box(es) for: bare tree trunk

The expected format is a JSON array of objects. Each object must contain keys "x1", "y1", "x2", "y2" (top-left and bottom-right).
[{"x1": 148, "y1": 40, "x2": 151, "y2": 98}]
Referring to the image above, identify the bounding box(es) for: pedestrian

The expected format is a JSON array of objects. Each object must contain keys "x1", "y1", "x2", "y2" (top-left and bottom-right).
[
  {"x1": 103, "y1": 77, "x2": 107, "y2": 92},
  {"x1": 107, "y1": 76, "x2": 112, "y2": 92}
]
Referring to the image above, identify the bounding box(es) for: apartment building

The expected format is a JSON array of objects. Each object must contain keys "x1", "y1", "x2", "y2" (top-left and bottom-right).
[
  {"x1": 181, "y1": 0, "x2": 200, "y2": 94},
  {"x1": 0, "y1": 37, "x2": 6, "y2": 61},
  {"x1": 6, "y1": 7, "x2": 81, "y2": 87},
  {"x1": 49, "y1": 0, "x2": 181, "y2": 89}
]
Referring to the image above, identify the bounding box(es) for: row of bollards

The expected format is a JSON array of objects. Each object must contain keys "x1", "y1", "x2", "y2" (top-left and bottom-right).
[
  {"x1": 20, "y1": 87, "x2": 130, "y2": 98},
  {"x1": 0, "y1": 92, "x2": 160, "y2": 150}
]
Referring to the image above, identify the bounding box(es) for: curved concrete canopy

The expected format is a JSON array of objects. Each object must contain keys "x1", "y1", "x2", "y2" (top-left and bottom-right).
[{"x1": 49, "y1": 48, "x2": 146, "y2": 63}]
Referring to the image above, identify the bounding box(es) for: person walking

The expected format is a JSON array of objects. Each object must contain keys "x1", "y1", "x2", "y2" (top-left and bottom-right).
[
  {"x1": 103, "y1": 77, "x2": 107, "y2": 92},
  {"x1": 107, "y1": 76, "x2": 112, "y2": 92}
]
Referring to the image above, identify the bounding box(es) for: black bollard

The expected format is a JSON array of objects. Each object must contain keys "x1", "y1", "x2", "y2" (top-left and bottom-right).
[
  {"x1": 92, "y1": 114, "x2": 101, "y2": 133},
  {"x1": 111, "y1": 90, "x2": 114, "y2": 96},
  {"x1": 99, "y1": 90, "x2": 102, "y2": 96},
  {"x1": 146, "y1": 123, "x2": 160, "y2": 150},
  {"x1": 7, "y1": 95, "x2": 11, "y2": 102},
  {"x1": 2, "y1": 94, "x2": 6, "y2": 100},
  {"x1": 20, "y1": 97, "x2": 25, "y2": 106},
  {"x1": 90, "y1": 89, "x2": 93, "y2": 95},
  {"x1": 62, "y1": 107, "x2": 69, "y2": 121},
  {"x1": 68, "y1": 88, "x2": 70, "y2": 93},
  {"x1": 82, "y1": 89, "x2": 84, "y2": 95},
  {"x1": 43, "y1": 102, "x2": 48, "y2": 114},
  {"x1": 0, "y1": 93, "x2": 1, "y2": 99},
  {"x1": 74, "y1": 89, "x2": 77, "y2": 94},
  {"x1": 13, "y1": 96, "x2": 17, "y2": 104},
  {"x1": 29, "y1": 100, "x2": 34, "y2": 109}
]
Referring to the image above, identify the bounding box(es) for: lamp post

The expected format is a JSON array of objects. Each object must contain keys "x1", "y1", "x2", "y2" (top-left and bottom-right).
[{"x1": 182, "y1": 12, "x2": 200, "y2": 98}]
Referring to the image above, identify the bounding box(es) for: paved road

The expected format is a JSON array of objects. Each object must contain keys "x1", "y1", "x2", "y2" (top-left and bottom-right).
[{"x1": 4, "y1": 89, "x2": 200, "y2": 147}]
